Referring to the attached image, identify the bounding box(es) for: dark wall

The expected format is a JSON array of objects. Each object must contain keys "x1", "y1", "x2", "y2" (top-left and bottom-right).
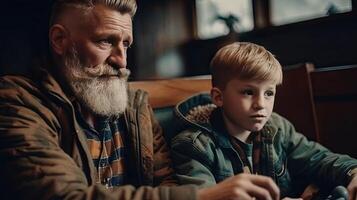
[
  {"x1": 241, "y1": 12, "x2": 357, "y2": 68},
  {"x1": 181, "y1": 12, "x2": 357, "y2": 76},
  {"x1": 0, "y1": 1, "x2": 51, "y2": 75},
  {"x1": 0, "y1": 0, "x2": 194, "y2": 80}
]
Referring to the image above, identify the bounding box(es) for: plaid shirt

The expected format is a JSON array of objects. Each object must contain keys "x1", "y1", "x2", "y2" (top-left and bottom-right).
[
  {"x1": 78, "y1": 114, "x2": 128, "y2": 188},
  {"x1": 230, "y1": 132, "x2": 262, "y2": 174}
]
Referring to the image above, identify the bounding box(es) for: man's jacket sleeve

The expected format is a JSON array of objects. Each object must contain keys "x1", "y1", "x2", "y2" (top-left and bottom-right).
[
  {"x1": 0, "y1": 77, "x2": 197, "y2": 200},
  {"x1": 150, "y1": 105, "x2": 179, "y2": 186}
]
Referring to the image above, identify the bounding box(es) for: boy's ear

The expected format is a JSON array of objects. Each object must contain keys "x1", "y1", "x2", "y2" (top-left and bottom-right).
[
  {"x1": 211, "y1": 87, "x2": 223, "y2": 107},
  {"x1": 49, "y1": 24, "x2": 70, "y2": 55}
]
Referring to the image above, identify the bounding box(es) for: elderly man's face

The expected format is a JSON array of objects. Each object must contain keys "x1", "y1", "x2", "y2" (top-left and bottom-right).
[{"x1": 60, "y1": 5, "x2": 133, "y2": 117}]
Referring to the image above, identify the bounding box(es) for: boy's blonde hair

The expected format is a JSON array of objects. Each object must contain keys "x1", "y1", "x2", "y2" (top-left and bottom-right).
[{"x1": 210, "y1": 42, "x2": 283, "y2": 89}]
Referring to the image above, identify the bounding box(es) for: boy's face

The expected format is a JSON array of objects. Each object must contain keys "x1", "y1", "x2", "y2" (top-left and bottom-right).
[{"x1": 212, "y1": 78, "x2": 276, "y2": 134}]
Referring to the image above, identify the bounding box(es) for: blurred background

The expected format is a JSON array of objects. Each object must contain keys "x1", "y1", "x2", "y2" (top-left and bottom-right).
[{"x1": 0, "y1": 0, "x2": 356, "y2": 80}]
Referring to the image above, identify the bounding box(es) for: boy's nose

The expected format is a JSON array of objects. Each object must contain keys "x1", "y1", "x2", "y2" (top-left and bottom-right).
[{"x1": 253, "y1": 96, "x2": 265, "y2": 110}]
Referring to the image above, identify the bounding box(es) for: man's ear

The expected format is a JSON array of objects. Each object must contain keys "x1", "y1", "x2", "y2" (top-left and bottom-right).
[
  {"x1": 49, "y1": 24, "x2": 70, "y2": 55},
  {"x1": 211, "y1": 87, "x2": 223, "y2": 107}
]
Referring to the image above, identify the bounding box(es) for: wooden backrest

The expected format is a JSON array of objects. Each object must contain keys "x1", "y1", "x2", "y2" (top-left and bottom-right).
[
  {"x1": 274, "y1": 63, "x2": 320, "y2": 141},
  {"x1": 129, "y1": 75, "x2": 212, "y2": 109},
  {"x1": 310, "y1": 65, "x2": 357, "y2": 158}
]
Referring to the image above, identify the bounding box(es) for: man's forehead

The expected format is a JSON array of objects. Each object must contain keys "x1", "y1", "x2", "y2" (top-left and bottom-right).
[
  {"x1": 91, "y1": 5, "x2": 133, "y2": 32},
  {"x1": 58, "y1": 4, "x2": 132, "y2": 34}
]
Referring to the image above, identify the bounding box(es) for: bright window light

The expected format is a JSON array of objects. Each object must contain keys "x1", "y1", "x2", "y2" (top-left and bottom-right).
[
  {"x1": 196, "y1": 0, "x2": 254, "y2": 39},
  {"x1": 271, "y1": 0, "x2": 352, "y2": 25}
]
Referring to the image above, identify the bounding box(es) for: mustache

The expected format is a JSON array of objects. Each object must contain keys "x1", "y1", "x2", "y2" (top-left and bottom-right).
[
  {"x1": 64, "y1": 46, "x2": 131, "y2": 80},
  {"x1": 82, "y1": 64, "x2": 131, "y2": 79}
]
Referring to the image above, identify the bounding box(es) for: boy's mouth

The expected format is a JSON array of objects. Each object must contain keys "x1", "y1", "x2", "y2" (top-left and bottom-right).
[{"x1": 250, "y1": 114, "x2": 266, "y2": 119}]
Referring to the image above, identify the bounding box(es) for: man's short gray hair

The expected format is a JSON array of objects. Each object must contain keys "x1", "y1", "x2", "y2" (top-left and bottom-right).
[{"x1": 50, "y1": 0, "x2": 137, "y2": 25}]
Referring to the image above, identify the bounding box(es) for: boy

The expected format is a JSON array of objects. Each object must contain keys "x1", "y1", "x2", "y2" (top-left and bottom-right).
[{"x1": 171, "y1": 42, "x2": 357, "y2": 199}]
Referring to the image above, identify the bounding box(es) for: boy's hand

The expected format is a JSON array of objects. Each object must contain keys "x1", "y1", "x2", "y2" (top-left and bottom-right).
[
  {"x1": 348, "y1": 174, "x2": 357, "y2": 200},
  {"x1": 197, "y1": 173, "x2": 280, "y2": 200}
]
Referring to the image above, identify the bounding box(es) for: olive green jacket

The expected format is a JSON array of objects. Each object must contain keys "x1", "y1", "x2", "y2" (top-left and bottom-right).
[
  {"x1": 171, "y1": 93, "x2": 357, "y2": 198},
  {"x1": 0, "y1": 69, "x2": 197, "y2": 200}
]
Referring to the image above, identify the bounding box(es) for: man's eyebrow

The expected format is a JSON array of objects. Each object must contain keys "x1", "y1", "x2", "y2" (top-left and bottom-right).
[{"x1": 92, "y1": 31, "x2": 132, "y2": 42}]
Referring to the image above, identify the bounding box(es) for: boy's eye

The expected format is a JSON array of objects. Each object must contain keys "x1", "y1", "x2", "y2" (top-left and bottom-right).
[
  {"x1": 241, "y1": 89, "x2": 253, "y2": 96},
  {"x1": 265, "y1": 90, "x2": 275, "y2": 97}
]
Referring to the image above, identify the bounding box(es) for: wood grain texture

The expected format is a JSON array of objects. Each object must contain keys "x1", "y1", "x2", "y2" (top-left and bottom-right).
[{"x1": 129, "y1": 76, "x2": 211, "y2": 108}]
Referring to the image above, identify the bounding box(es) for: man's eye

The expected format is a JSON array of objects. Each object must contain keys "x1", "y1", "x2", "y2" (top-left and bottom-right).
[
  {"x1": 123, "y1": 41, "x2": 131, "y2": 49},
  {"x1": 241, "y1": 90, "x2": 253, "y2": 95},
  {"x1": 97, "y1": 40, "x2": 112, "y2": 46}
]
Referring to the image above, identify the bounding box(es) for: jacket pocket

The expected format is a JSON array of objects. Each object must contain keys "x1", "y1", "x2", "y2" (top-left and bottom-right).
[
  {"x1": 275, "y1": 158, "x2": 292, "y2": 197},
  {"x1": 276, "y1": 159, "x2": 286, "y2": 177}
]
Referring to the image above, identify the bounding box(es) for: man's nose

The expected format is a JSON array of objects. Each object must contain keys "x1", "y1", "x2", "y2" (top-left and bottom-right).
[{"x1": 107, "y1": 43, "x2": 127, "y2": 69}]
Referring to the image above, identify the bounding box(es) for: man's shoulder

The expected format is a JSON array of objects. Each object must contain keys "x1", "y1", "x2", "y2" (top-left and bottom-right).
[
  {"x1": 0, "y1": 74, "x2": 35, "y2": 88},
  {"x1": 128, "y1": 87, "x2": 148, "y2": 97},
  {"x1": 0, "y1": 75, "x2": 39, "y2": 99},
  {"x1": 127, "y1": 88, "x2": 149, "y2": 106}
]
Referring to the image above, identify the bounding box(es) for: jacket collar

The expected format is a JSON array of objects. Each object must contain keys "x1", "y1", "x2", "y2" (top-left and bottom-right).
[
  {"x1": 209, "y1": 107, "x2": 232, "y2": 148},
  {"x1": 175, "y1": 93, "x2": 278, "y2": 148},
  {"x1": 34, "y1": 67, "x2": 74, "y2": 105}
]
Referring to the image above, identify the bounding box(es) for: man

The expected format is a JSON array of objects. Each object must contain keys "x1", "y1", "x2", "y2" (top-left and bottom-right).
[{"x1": 0, "y1": 0, "x2": 281, "y2": 199}]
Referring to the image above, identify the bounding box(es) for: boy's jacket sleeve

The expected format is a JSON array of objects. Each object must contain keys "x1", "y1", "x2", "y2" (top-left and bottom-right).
[
  {"x1": 171, "y1": 130, "x2": 219, "y2": 187},
  {"x1": 273, "y1": 114, "x2": 357, "y2": 188}
]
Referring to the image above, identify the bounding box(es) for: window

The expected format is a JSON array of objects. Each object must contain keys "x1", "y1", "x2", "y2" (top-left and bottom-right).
[
  {"x1": 271, "y1": 0, "x2": 352, "y2": 26},
  {"x1": 196, "y1": 0, "x2": 254, "y2": 39}
]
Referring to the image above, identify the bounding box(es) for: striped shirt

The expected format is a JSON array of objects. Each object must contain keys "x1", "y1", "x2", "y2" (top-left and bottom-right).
[{"x1": 77, "y1": 114, "x2": 128, "y2": 188}]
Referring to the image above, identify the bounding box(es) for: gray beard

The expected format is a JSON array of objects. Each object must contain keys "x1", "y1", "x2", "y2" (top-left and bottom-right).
[{"x1": 62, "y1": 48, "x2": 130, "y2": 117}]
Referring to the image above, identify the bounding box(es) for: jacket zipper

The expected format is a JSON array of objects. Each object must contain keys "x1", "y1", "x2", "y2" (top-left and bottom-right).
[
  {"x1": 266, "y1": 128, "x2": 277, "y2": 181},
  {"x1": 49, "y1": 91, "x2": 95, "y2": 184},
  {"x1": 135, "y1": 101, "x2": 143, "y2": 184},
  {"x1": 229, "y1": 148, "x2": 245, "y2": 174}
]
